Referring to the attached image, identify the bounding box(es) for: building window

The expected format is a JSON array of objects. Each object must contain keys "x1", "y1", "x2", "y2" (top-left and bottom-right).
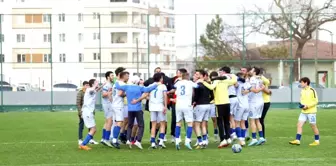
[
  {"x1": 58, "y1": 13, "x2": 65, "y2": 22},
  {"x1": 132, "y1": 53, "x2": 138, "y2": 64},
  {"x1": 141, "y1": 53, "x2": 147, "y2": 64},
  {"x1": 110, "y1": 0, "x2": 127, "y2": 2},
  {"x1": 16, "y1": 34, "x2": 25, "y2": 43},
  {"x1": 79, "y1": 53, "x2": 83, "y2": 62},
  {"x1": 78, "y1": 13, "x2": 83, "y2": 21},
  {"x1": 16, "y1": 0, "x2": 25, "y2": 2},
  {"x1": 0, "y1": 54, "x2": 4, "y2": 62},
  {"x1": 93, "y1": 53, "x2": 100, "y2": 60},
  {"x1": 59, "y1": 33, "x2": 65, "y2": 42},
  {"x1": 0, "y1": 34, "x2": 4, "y2": 42},
  {"x1": 43, "y1": 14, "x2": 50, "y2": 22},
  {"x1": 93, "y1": 12, "x2": 100, "y2": 19},
  {"x1": 93, "y1": 33, "x2": 100, "y2": 40},
  {"x1": 172, "y1": 36, "x2": 175, "y2": 46},
  {"x1": 93, "y1": 73, "x2": 105, "y2": 77},
  {"x1": 132, "y1": 0, "x2": 140, "y2": 3},
  {"x1": 164, "y1": 54, "x2": 170, "y2": 65},
  {"x1": 43, "y1": 54, "x2": 51, "y2": 63},
  {"x1": 59, "y1": 54, "x2": 66, "y2": 62},
  {"x1": 78, "y1": 33, "x2": 83, "y2": 42},
  {"x1": 43, "y1": 34, "x2": 51, "y2": 42},
  {"x1": 17, "y1": 54, "x2": 26, "y2": 63}
]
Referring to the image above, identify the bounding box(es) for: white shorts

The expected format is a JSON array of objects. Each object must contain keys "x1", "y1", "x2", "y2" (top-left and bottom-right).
[
  {"x1": 193, "y1": 104, "x2": 210, "y2": 122},
  {"x1": 249, "y1": 102, "x2": 264, "y2": 119},
  {"x1": 112, "y1": 107, "x2": 124, "y2": 122},
  {"x1": 82, "y1": 110, "x2": 96, "y2": 128},
  {"x1": 298, "y1": 113, "x2": 317, "y2": 124},
  {"x1": 176, "y1": 106, "x2": 193, "y2": 123},
  {"x1": 209, "y1": 104, "x2": 216, "y2": 118},
  {"x1": 102, "y1": 103, "x2": 113, "y2": 119},
  {"x1": 150, "y1": 111, "x2": 166, "y2": 122},
  {"x1": 123, "y1": 105, "x2": 128, "y2": 118},
  {"x1": 229, "y1": 97, "x2": 239, "y2": 115},
  {"x1": 235, "y1": 104, "x2": 249, "y2": 121}
]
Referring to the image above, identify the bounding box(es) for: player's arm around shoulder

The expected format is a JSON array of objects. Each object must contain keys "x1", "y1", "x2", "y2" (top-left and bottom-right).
[
  {"x1": 224, "y1": 74, "x2": 238, "y2": 86},
  {"x1": 202, "y1": 79, "x2": 218, "y2": 90},
  {"x1": 261, "y1": 75, "x2": 270, "y2": 86}
]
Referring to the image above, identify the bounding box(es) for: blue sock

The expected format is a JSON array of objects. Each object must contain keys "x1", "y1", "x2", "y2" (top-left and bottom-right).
[
  {"x1": 186, "y1": 126, "x2": 193, "y2": 139},
  {"x1": 197, "y1": 136, "x2": 202, "y2": 143},
  {"x1": 159, "y1": 133, "x2": 165, "y2": 139},
  {"x1": 230, "y1": 128, "x2": 234, "y2": 134},
  {"x1": 258, "y1": 131, "x2": 264, "y2": 138},
  {"x1": 296, "y1": 134, "x2": 301, "y2": 140},
  {"x1": 241, "y1": 129, "x2": 246, "y2": 138},
  {"x1": 175, "y1": 126, "x2": 181, "y2": 138},
  {"x1": 106, "y1": 130, "x2": 111, "y2": 140},
  {"x1": 236, "y1": 127, "x2": 241, "y2": 138},
  {"x1": 214, "y1": 128, "x2": 218, "y2": 134},
  {"x1": 102, "y1": 129, "x2": 106, "y2": 139},
  {"x1": 252, "y1": 132, "x2": 257, "y2": 139},
  {"x1": 315, "y1": 135, "x2": 319, "y2": 141},
  {"x1": 81, "y1": 134, "x2": 93, "y2": 146},
  {"x1": 245, "y1": 121, "x2": 249, "y2": 128},
  {"x1": 150, "y1": 137, "x2": 155, "y2": 143},
  {"x1": 113, "y1": 126, "x2": 121, "y2": 139},
  {"x1": 202, "y1": 134, "x2": 207, "y2": 141}
]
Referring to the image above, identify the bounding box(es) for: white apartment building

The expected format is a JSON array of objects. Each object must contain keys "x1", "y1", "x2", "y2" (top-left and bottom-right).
[{"x1": 0, "y1": 0, "x2": 176, "y2": 89}]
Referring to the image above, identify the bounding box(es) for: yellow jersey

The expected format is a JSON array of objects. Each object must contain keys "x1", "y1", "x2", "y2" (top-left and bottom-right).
[
  {"x1": 203, "y1": 75, "x2": 237, "y2": 105},
  {"x1": 261, "y1": 76, "x2": 271, "y2": 103},
  {"x1": 300, "y1": 86, "x2": 318, "y2": 114}
]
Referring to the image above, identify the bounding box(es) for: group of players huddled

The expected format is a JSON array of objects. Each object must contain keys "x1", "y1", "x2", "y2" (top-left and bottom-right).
[{"x1": 76, "y1": 65, "x2": 321, "y2": 151}]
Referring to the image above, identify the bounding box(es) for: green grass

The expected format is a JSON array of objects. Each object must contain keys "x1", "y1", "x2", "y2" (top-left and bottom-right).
[{"x1": 0, "y1": 110, "x2": 336, "y2": 166}]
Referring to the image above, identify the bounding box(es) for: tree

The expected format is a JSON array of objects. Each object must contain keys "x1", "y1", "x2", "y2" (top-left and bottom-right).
[
  {"x1": 199, "y1": 15, "x2": 242, "y2": 70},
  {"x1": 248, "y1": 0, "x2": 336, "y2": 80}
]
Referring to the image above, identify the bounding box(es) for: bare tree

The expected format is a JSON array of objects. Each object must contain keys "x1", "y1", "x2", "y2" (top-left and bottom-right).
[{"x1": 247, "y1": 0, "x2": 336, "y2": 80}]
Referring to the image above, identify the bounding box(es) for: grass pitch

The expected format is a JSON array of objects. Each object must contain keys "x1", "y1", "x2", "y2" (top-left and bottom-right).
[{"x1": 0, "y1": 109, "x2": 335, "y2": 166}]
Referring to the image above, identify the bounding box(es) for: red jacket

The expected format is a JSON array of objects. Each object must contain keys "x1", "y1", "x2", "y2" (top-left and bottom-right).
[{"x1": 171, "y1": 76, "x2": 179, "y2": 104}]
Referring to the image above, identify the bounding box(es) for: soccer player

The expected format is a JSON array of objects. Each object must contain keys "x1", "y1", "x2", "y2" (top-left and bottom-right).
[
  {"x1": 100, "y1": 71, "x2": 114, "y2": 147},
  {"x1": 248, "y1": 67, "x2": 266, "y2": 146},
  {"x1": 111, "y1": 71, "x2": 129, "y2": 149},
  {"x1": 235, "y1": 72, "x2": 250, "y2": 146},
  {"x1": 201, "y1": 68, "x2": 237, "y2": 148},
  {"x1": 193, "y1": 70, "x2": 211, "y2": 149},
  {"x1": 115, "y1": 75, "x2": 158, "y2": 149},
  {"x1": 219, "y1": 67, "x2": 238, "y2": 140},
  {"x1": 79, "y1": 79, "x2": 104, "y2": 150},
  {"x1": 174, "y1": 72, "x2": 199, "y2": 150},
  {"x1": 148, "y1": 73, "x2": 168, "y2": 148},
  {"x1": 289, "y1": 77, "x2": 320, "y2": 146},
  {"x1": 260, "y1": 74, "x2": 271, "y2": 139},
  {"x1": 240, "y1": 66, "x2": 251, "y2": 141},
  {"x1": 77, "y1": 81, "x2": 99, "y2": 145}
]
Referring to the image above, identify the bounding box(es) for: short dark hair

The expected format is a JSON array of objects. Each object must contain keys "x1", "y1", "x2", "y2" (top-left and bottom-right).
[
  {"x1": 236, "y1": 72, "x2": 244, "y2": 78},
  {"x1": 219, "y1": 66, "x2": 231, "y2": 73},
  {"x1": 154, "y1": 67, "x2": 161, "y2": 72},
  {"x1": 82, "y1": 81, "x2": 89, "y2": 86},
  {"x1": 153, "y1": 72, "x2": 163, "y2": 82},
  {"x1": 209, "y1": 71, "x2": 218, "y2": 78},
  {"x1": 120, "y1": 71, "x2": 129, "y2": 79},
  {"x1": 178, "y1": 68, "x2": 187, "y2": 74},
  {"x1": 115, "y1": 67, "x2": 126, "y2": 77},
  {"x1": 253, "y1": 67, "x2": 261, "y2": 75},
  {"x1": 241, "y1": 66, "x2": 251, "y2": 71},
  {"x1": 299, "y1": 77, "x2": 310, "y2": 85},
  {"x1": 196, "y1": 69, "x2": 206, "y2": 77},
  {"x1": 182, "y1": 72, "x2": 189, "y2": 79},
  {"x1": 88, "y1": 79, "x2": 96, "y2": 87},
  {"x1": 105, "y1": 71, "x2": 113, "y2": 79}
]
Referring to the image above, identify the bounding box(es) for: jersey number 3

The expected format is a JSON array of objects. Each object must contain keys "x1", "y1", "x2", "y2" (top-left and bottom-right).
[{"x1": 180, "y1": 85, "x2": 185, "y2": 95}]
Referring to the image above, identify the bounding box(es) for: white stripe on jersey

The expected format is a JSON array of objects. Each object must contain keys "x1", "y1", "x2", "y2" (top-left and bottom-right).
[
  {"x1": 174, "y1": 80, "x2": 199, "y2": 108},
  {"x1": 112, "y1": 80, "x2": 125, "y2": 108},
  {"x1": 82, "y1": 87, "x2": 97, "y2": 112},
  {"x1": 149, "y1": 84, "x2": 167, "y2": 112}
]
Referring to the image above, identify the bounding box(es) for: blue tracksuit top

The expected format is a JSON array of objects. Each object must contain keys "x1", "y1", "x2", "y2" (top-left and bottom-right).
[{"x1": 115, "y1": 82, "x2": 158, "y2": 111}]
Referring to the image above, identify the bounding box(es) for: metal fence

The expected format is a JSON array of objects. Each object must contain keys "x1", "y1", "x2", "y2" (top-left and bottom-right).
[{"x1": 0, "y1": 13, "x2": 336, "y2": 111}]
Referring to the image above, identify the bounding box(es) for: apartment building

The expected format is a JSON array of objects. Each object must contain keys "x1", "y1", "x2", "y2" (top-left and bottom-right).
[{"x1": 0, "y1": 0, "x2": 176, "y2": 89}]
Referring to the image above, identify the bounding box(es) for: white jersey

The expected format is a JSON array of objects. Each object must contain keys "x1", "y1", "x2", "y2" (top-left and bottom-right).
[
  {"x1": 174, "y1": 80, "x2": 199, "y2": 108},
  {"x1": 224, "y1": 74, "x2": 237, "y2": 96},
  {"x1": 102, "y1": 82, "x2": 113, "y2": 104},
  {"x1": 82, "y1": 87, "x2": 97, "y2": 113},
  {"x1": 149, "y1": 84, "x2": 167, "y2": 112},
  {"x1": 237, "y1": 81, "x2": 251, "y2": 106},
  {"x1": 112, "y1": 80, "x2": 125, "y2": 108},
  {"x1": 249, "y1": 76, "x2": 263, "y2": 104}
]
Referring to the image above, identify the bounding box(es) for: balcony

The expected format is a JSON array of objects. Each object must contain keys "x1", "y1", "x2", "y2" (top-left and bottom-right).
[
  {"x1": 110, "y1": 0, "x2": 127, "y2": 2},
  {"x1": 132, "y1": 0, "x2": 140, "y2": 3},
  {"x1": 150, "y1": 46, "x2": 160, "y2": 54},
  {"x1": 132, "y1": 12, "x2": 146, "y2": 28},
  {"x1": 111, "y1": 32, "x2": 128, "y2": 44},
  {"x1": 111, "y1": 12, "x2": 127, "y2": 24},
  {"x1": 148, "y1": 6, "x2": 160, "y2": 15},
  {"x1": 150, "y1": 27, "x2": 160, "y2": 35}
]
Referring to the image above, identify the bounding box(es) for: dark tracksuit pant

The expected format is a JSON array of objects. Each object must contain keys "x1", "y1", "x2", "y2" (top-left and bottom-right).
[
  {"x1": 216, "y1": 104, "x2": 231, "y2": 141},
  {"x1": 260, "y1": 102, "x2": 271, "y2": 138},
  {"x1": 127, "y1": 111, "x2": 145, "y2": 142}
]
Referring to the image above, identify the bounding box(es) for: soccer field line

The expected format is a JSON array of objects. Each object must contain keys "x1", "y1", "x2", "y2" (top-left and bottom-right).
[
  {"x1": 6, "y1": 158, "x2": 336, "y2": 166},
  {"x1": 1, "y1": 135, "x2": 335, "y2": 145}
]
